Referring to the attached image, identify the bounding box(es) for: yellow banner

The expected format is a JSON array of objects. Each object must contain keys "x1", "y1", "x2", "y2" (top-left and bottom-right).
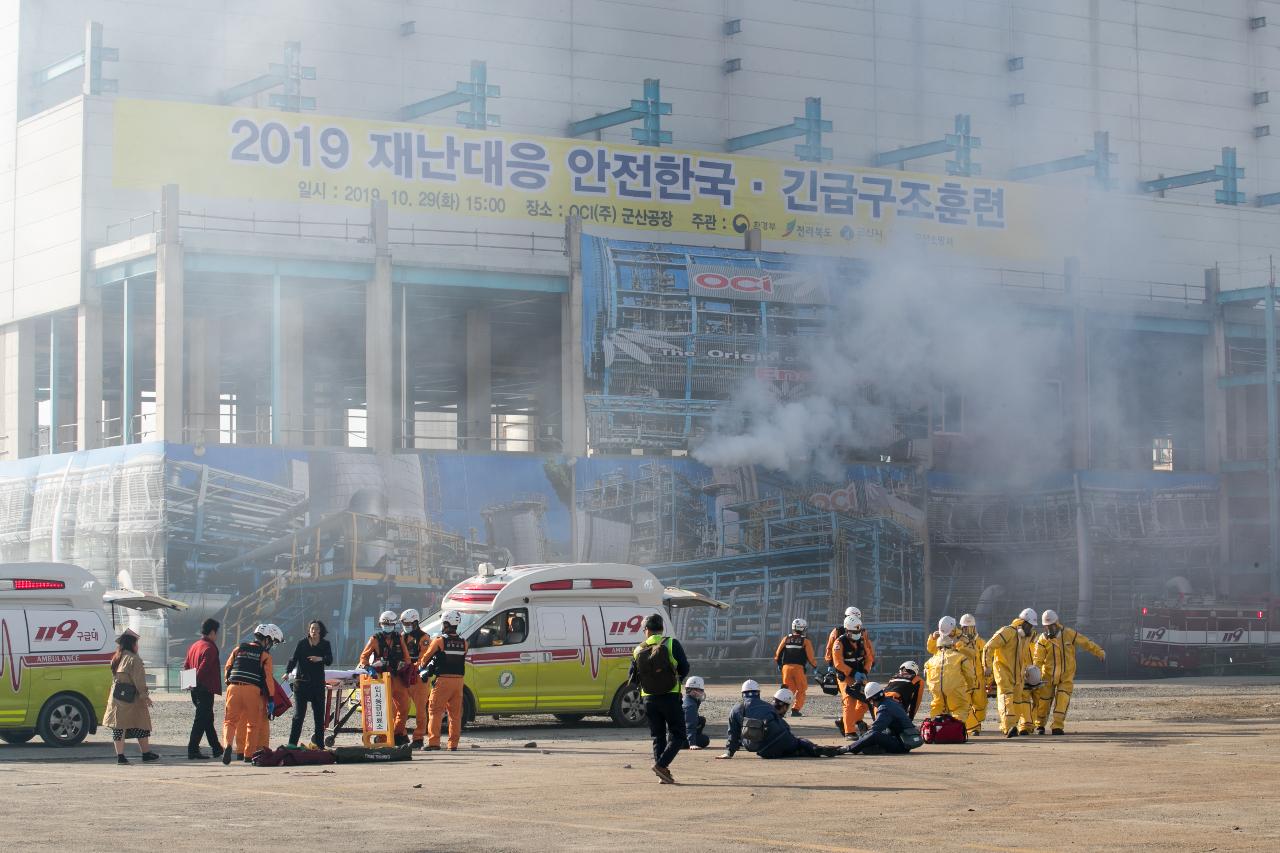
[{"x1": 113, "y1": 98, "x2": 1064, "y2": 259}]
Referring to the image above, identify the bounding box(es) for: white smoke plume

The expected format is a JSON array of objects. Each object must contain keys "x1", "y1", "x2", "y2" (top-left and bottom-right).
[{"x1": 693, "y1": 251, "x2": 1067, "y2": 483}]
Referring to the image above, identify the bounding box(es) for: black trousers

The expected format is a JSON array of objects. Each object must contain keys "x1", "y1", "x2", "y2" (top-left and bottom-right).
[
  {"x1": 188, "y1": 687, "x2": 221, "y2": 753},
  {"x1": 849, "y1": 730, "x2": 908, "y2": 755},
  {"x1": 289, "y1": 690, "x2": 325, "y2": 745},
  {"x1": 644, "y1": 693, "x2": 688, "y2": 768}
]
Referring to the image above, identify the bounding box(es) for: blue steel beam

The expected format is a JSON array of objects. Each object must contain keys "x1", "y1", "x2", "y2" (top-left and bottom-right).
[
  {"x1": 874, "y1": 114, "x2": 980, "y2": 175},
  {"x1": 34, "y1": 21, "x2": 117, "y2": 93},
  {"x1": 1217, "y1": 285, "x2": 1271, "y2": 304},
  {"x1": 1138, "y1": 147, "x2": 1243, "y2": 204},
  {"x1": 569, "y1": 79, "x2": 672, "y2": 146},
  {"x1": 725, "y1": 97, "x2": 833, "y2": 162},
  {"x1": 221, "y1": 42, "x2": 315, "y2": 111},
  {"x1": 1008, "y1": 131, "x2": 1115, "y2": 186},
  {"x1": 400, "y1": 60, "x2": 500, "y2": 127},
  {"x1": 1256, "y1": 191, "x2": 1280, "y2": 207}
]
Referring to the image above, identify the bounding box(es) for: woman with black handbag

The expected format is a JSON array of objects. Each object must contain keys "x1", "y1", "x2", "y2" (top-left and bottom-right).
[{"x1": 103, "y1": 630, "x2": 158, "y2": 764}]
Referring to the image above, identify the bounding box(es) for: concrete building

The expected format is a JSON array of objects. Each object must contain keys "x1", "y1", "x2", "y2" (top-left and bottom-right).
[{"x1": 0, "y1": 2, "x2": 1278, "y2": 661}]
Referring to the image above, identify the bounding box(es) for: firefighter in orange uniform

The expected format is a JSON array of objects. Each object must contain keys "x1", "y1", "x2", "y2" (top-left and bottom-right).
[
  {"x1": 832, "y1": 615, "x2": 875, "y2": 736},
  {"x1": 220, "y1": 623, "x2": 280, "y2": 764},
  {"x1": 774, "y1": 618, "x2": 817, "y2": 716},
  {"x1": 420, "y1": 610, "x2": 469, "y2": 751},
  {"x1": 399, "y1": 608, "x2": 432, "y2": 748},
  {"x1": 360, "y1": 610, "x2": 414, "y2": 746}
]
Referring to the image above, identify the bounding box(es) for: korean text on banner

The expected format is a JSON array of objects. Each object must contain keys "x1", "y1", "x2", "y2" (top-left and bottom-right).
[{"x1": 110, "y1": 99, "x2": 1079, "y2": 261}]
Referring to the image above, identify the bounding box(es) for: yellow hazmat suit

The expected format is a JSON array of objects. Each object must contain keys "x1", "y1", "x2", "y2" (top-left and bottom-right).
[
  {"x1": 1032, "y1": 625, "x2": 1105, "y2": 732},
  {"x1": 983, "y1": 618, "x2": 1036, "y2": 735},
  {"x1": 955, "y1": 628, "x2": 988, "y2": 733},
  {"x1": 924, "y1": 645, "x2": 976, "y2": 721}
]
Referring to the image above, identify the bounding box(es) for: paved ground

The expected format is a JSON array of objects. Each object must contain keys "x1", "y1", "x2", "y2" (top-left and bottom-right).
[{"x1": 2, "y1": 678, "x2": 1278, "y2": 852}]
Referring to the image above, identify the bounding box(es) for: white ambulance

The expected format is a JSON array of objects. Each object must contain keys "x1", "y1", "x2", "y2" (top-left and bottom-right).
[
  {"x1": 420, "y1": 562, "x2": 727, "y2": 726},
  {"x1": 0, "y1": 562, "x2": 186, "y2": 747}
]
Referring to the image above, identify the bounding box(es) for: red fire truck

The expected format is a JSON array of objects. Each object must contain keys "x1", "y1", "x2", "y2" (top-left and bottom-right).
[{"x1": 1132, "y1": 601, "x2": 1277, "y2": 674}]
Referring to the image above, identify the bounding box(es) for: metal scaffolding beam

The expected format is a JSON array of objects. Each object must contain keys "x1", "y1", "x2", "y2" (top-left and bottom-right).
[
  {"x1": 874, "y1": 114, "x2": 981, "y2": 176},
  {"x1": 220, "y1": 41, "x2": 316, "y2": 111},
  {"x1": 1008, "y1": 131, "x2": 1115, "y2": 187},
  {"x1": 569, "y1": 79, "x2": 672, "y2": 146},
  {"x1": 725, "y1": 97, "x2": 833, "y2": 162},
  {"x1": 399, "y1": 60, "x2": 500, "y2": 127},
  {"x1": 1139, "y1": 147, "x2": 1243, "y2": 204}
]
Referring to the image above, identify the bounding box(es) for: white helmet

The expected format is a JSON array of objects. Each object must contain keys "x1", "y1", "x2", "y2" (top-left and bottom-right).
[
  {"x1": 863, "y1": 680, "x2": 885, "y2": 700},
  {"x1": 937, "y1": 615, "x2": 957, "y2": 635},
  {"x1": 843, "y1": 615, "x2": 863, "y2": 632},
  {"x1": 900, "y1": 660, "x2": 920, "y2": 675},
  {"x1": 1041, "y1": 609, "x2": 1060, "y2": 626},
  {"x1": 684, "y1": 676, "x2": 705, "y2": 691},
  {"x1": 959, "y1": 613, "x2": 977, "y2": 628},
  {"x1": 740, "y1": 679, "x2": 760, "y2": 694},
  {"x1": 253, "y1": 623, "x2": 272, "y2": 639},
  {"x1": 791, "y1": 617, "x2": 807, "y2": 632},
  {"x1": 844, "y1": 606, "x2": 862, "y2": 619},
  {"x1": 379, "y1": 610, "x2": 398, "y2": 626},
  {"x1": 773, "y1": 687, "x2": 795, "y2": 706},
  {"x1": 1024, "y1": 664, "x2": 1043, "y2": 686},
  {"x1": 442, "y1": 610, "x2": 462, "y2": 628},
  {"x1": 1018, "y1": 608, "x2": 1038, "y2": 624},
  {"x1": 266, "y1": 624, "x2": 284, "y2": 644},
  {"x1": 400, "y1": 608, "x2": 420, "y2": 623}
]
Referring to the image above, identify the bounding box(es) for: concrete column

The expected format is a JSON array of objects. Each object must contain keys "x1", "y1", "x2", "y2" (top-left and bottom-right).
[
  {"x1": 1066, "y1": 258, "x2": 1090, "y2": 470},
  {"x1": 154, "y1": 184, "x2": 184, "y2": 443},
  {"x1": 1203, "y1": 268, "x2": 1226, "y2": 474},
  {"x1": 278, "y1": 288, "x2": 306, "y2": 445},
  {"x1": 186, "y1": 316, "x2": 221, "y2": 445},
  {"x1": 366, "y1": 256, "x2": 394, "y2": 453},
  {"x1": 76, "y1": 294, "x2": 104, "y2": 448},
  {"x1": 464, "y1": 307, "x2": 492, "y2": 452},
  {"x1": 561, "y1": 216, "x2": 587, "y2": 456},
  {"x1": 2, "y1": 321, "x2": 36, "y2": 459}
]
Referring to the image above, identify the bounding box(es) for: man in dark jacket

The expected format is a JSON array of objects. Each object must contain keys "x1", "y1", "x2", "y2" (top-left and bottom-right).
[
  {"x1": 845, "y1": 681, "x2": 914, "y2": 755},
  {"x1": 184, "y1": 619, "x2": 223, "y2": 760},
  {"x1": 627, "y1": 613, "x2": 690, "y2": 784},
  {"x1": 718, "y1": 684, "x2": 843, "y2": 759}
]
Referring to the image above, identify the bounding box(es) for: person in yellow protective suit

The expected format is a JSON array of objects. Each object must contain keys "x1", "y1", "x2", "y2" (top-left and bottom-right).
[
  {"x1": 399, "y1": 608, "x2": 431, "y2": 748},
  {"x1": 775, "y1": 618, "x2": 817, "y2": 716},
  {"x1": 420, "y1": 609, "x2": 469, "y2": 751},
  {"x1": 925, "y1": 615, "x2": 959, "y2": 656},
  {"x1": 1032, "y1": 609, "x2": 1105, "y2": 735},
  {"x1": 832, "y1": 615, "x2": 875, "y2": 736},
  {"x1": 924, "y1": 633, "x2": 976, "y2": 721},
  {"x1": 956, "y1": 614, "x2": 989, "y2": 735},
  {"x1": 221, "y1": 623, "x2": 280, "y2": 764},
  {"x1": 983, "y1": 608, "x2": 1039, "y2": 738},
  {"x1": 359, "y1": 610, "x2": 414, "y2": 746}
]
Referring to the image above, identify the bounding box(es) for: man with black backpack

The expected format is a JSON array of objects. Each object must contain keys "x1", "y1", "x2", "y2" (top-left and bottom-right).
[{"x1": 628, "y1": 613, "x2": 691, "y2": 784}]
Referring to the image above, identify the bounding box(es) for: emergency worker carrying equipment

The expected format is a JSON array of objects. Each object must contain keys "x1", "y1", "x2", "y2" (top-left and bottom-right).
[
  {"x1": 634, "y1": 638, "x2": 680, "y2": 695},
  {"x1": 833, "y1": 621, "x2": 874, "y2": 735},
  {"x1": 925, "y1": 643, "x2": 977, "y2": 721},
  {"x1": 984, "y1": 613, "x2": 1037, "y2": 737},
  {"x1": 222, "y1": 640, "x2": 275, "y2": 763},
  {"x1": 1031, "y1": 618, "x2": 1105, "y2": 734}
]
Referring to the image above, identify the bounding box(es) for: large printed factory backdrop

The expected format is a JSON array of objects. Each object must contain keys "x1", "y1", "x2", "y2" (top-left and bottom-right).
[{"x1": 0, "y1": 233, "x2": 1222, "y2": 679}]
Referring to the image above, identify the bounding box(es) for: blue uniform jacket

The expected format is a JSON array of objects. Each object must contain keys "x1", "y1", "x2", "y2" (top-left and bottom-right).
[
  {"x1": 725, "y1": 695, "x2": 798, "y2": 757},
  {"x1": 848, "y1": 695, "x2": 911, "y2": 751},
  {"x1": 682, "y1": 693, "x2": 710, "y2": 747}
]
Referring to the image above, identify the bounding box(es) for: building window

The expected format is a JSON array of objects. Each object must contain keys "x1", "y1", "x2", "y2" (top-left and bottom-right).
[
  {"x1": 932, "y1": 392, "x2": 964, "y2": 434},
  {"x1": 219, "y1": 393, "x2": 237, "y2": 444},
  {"x1": 494, "y1": 413, "x2": 531, "y2": 452},
  {"x1": 1152, "y1": 436, "x2": 1174, "y2": 471},
  {"x1": 346, "y1": 408, "x2": 367, "y2": 448}
]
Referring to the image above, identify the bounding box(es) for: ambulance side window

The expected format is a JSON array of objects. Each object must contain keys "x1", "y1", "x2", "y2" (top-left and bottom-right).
[{"x1": 472, "y1": 608, "x2": 528, "y2": 648}]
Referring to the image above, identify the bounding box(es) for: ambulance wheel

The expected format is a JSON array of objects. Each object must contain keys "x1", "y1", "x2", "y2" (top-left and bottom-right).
[
  {"x1": 553, "y1": 714, "x2": 586, "y2": 725},
  {"x1": 462, "y1": 688, "x2": 476, "y2": 728},
  {"x1": 0, "y1": 729, "x2": 35, "y2": 745},
  {"x1": 609, "y1": 684, "x2": 645, "y2": 727},
  {"x1": 37, "y1": 693, "x2": 91, "y2": 747}
]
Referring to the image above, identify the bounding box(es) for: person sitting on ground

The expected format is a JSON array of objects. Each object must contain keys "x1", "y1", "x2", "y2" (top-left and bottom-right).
[
  {"x1": 717, "y1": 683, "x2": 844, "y2": 759},
  {"x1": 844, "y1": 681, "x2": 916, "y2": 755},
  {"x1": 682, "y1": 676, "x2": 711, "y2": 749}
]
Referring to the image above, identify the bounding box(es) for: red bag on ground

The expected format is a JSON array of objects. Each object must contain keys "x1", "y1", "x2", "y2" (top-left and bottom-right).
[
  {"x1": 921, "y1": 714, "x2": 967, "y2": 744},
  {"x1": 270, "y1": 680, "x2": 293, "y2": 720}
]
